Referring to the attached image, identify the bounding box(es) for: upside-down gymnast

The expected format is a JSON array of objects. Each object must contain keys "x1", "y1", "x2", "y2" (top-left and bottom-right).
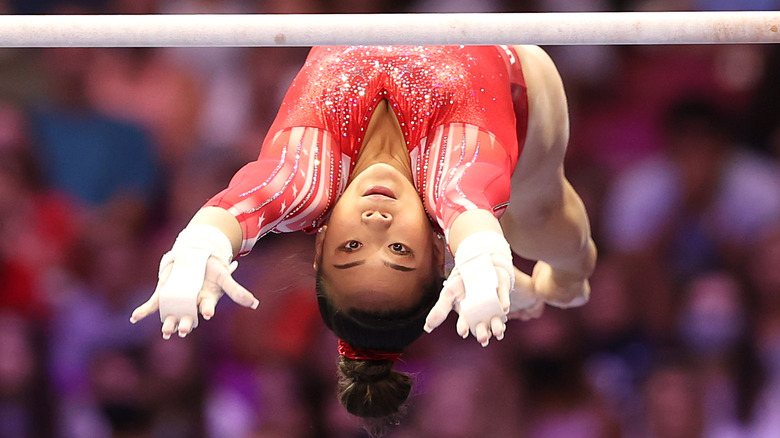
[{"x1": 131, "y1": 45, "x2": 597, "y2": 426}]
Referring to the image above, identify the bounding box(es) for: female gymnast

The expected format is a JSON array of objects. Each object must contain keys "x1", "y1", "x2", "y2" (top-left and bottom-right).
[{"x1": 130, "y1": 45, "x2": 596, "y2": 427}]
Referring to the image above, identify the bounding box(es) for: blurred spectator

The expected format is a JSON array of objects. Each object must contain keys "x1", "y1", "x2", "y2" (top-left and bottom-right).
[
  {"x1": 141, "y1": 339, "x2": 206, "y2": 438},
  {"x1": 677, "y1": 272, "x2": 763, "y2": 437},
  {"x1": 748, "y1": 228, "x2": 780, "y2": 437},
  {"x1": 605, "y1": 90, "x2": 780, "y2": 266},
  {"x1": 0, "y1": 101, "x2": 78, "y2": 320},
  {"x1": 752, "y1": 309, "x2": 780, "y2": 438},
  {"x1": 747, "y1": 228, "x2": 780, "y2": 314},
  {"x1": 602, "y1": 97, "x2": 780, "y2": 337},
  {"x1": 30, "y1": 45, "x2": 160, "y2": 208},
  {"x1": 395, "y1": 348, "x2": 523, "y2": 438},
  {"x1": 746, "y1": 46, "x2": 780, "y2": 159},
  {"x1": 86, "y1": 47, "x2": 203, "y2": 167},
  {"x1": 0, "y1": 313, "x2": 52, "y2": 438},
  {"x1": 48, "y1": 205, "x2": 159, "y2": 437},
  {"x1": 637, "y1": 359, "x2": 706, "y2": 438},
  {"x1": 579, "y1": 258, "x2": 654, "y2": 432},
  {"x1": 157, "y1": 0, "x2": 254, "y2": 152},
  {"x1": 89, "y1": 348, "x2": 154, "y2": 438},
  {"x1": 511, "y1": 310, "x2": 622, "y2": 438},
  {"x1": 678, "y1": 273, "x2": 746, "y2": 360}
]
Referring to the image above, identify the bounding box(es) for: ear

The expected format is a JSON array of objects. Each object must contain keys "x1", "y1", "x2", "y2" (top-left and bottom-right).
[
  {"x1": 313, "y1": 225, "x2": 327, "y2": 270},
  {"x1": 432, "y1": 231, "x2": 446, "y2": 277}
]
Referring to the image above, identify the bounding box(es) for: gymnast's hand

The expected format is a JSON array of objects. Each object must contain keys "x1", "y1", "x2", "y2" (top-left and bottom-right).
[
  {"x1": 505, "y1": 262, "x2": 592, "y2": 321},
  {"x1": 506, "y1": 267, "x2": 545, "y2": 321},
  {"x1": 528, "y1": 260, "x2": 591, "y2": 309},
  {"x1": 424, "y1": 231, "x2": 514, "y2": 347},
  {"x1": 129, "y1": 224, "x2": 259, "y2": 339}
]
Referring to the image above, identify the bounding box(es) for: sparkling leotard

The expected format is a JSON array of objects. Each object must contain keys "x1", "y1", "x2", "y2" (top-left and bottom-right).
[{"x1": 206, "y1": 45, "x2": 528, "y2": 255}]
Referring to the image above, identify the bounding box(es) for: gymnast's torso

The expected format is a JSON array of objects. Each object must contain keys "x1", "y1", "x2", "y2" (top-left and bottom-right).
[{"x1": 206, "y1": 45, "x2": 529, "y2": 255}]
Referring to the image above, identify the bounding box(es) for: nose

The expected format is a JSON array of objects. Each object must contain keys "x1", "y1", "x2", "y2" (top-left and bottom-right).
[{"x1": 361, "y1": 210, "x2": 392, "y2": 228}]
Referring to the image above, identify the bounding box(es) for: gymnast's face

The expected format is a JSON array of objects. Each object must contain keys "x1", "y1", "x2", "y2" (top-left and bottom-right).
[{"x1": 315, "y1": 163, "x2": 442, "y2": 311}]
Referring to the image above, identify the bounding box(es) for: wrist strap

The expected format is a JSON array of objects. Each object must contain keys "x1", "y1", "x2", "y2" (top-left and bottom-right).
[
  {"x1": 454, "y1": 231, "x2": 512, "y2": 265},
  {"x1": 173, "y1": 224, "x2": 234, "y2": 263}
]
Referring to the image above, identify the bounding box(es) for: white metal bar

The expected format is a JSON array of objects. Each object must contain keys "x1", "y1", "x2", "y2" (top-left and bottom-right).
[{"x1": 0, "y1": 12, "x2": 777, "y2": 47}]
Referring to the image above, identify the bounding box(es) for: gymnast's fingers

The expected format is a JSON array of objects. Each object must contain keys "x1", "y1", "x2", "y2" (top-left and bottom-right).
[
  {"x1": 424, "y1": 279, "x2": 461, "y2": 332},
  {"x1": 216, "y1": 264, "x2": 259, "y2": 309},
  {"x1": 130, "y1": 260, "x2": 174, "y2": 324},
  {"x1": 198, "y1": 294, "x2": 218, "y2": 320},
  {"x1": 177, "y1": 315, "x2": 194, "y2": 337},
  {"x1": 136, "y1": 256, "x2": 174, "y2": 324},
  {"x1": 130, "y1": 292, "x2": 159, "y2": 324},
  {"x1": 424, "y1": 292, "x2": 456, "y2": 333},
  {"x1": 475, "y1": 322, "x2": 491, "y2": 347},
  {"x1": 508, "y1": 267, "x2": 539, "y2": 313},
  {"x1": 161, "y1": 315, "x2": 178, "y2": 340},
  {"x1": 496, "y1": 267, "x2": 511, "y2": 313},
  {"x1": 491, "y1": 315, "x2": 506, "y2": 341},
  {"x1": 456, "y1": 314, "x2": 470, "y2": 339}
]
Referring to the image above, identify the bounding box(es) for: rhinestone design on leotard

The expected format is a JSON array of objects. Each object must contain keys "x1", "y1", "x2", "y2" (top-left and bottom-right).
[{"x1": 205, "y1": 46, "x2": 525, "y2": 254}]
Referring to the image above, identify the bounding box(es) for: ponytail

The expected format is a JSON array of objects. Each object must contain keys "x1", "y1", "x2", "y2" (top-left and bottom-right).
[{"x1": 338, "y1": 356, "x2": 413, "y2": 436}]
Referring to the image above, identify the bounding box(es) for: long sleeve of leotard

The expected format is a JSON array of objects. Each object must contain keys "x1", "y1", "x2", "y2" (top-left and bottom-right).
[
  {"x1": 423, "y1": 45, "x2": 528, "y2": 239},
  {"x1": 419, "y1": 123, "x2": 515, "y2": 239},
  {"x1": 204, "y1": 126, "x2": 345, "y2": 256}
]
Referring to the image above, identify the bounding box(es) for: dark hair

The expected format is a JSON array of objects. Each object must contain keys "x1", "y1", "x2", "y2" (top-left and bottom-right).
[{"x1": 316, "y1": 271, "x2": 442, "y2": 433}]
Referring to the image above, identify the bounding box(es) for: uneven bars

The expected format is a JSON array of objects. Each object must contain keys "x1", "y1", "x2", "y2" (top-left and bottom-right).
[{"x1": 0, "y1": 11, "x2": 778, "y2": 47}]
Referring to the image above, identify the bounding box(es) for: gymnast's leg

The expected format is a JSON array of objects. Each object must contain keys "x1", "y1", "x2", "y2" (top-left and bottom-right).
[{"x1": 499, "y1": 45, "x2": 597, "y2": 312}]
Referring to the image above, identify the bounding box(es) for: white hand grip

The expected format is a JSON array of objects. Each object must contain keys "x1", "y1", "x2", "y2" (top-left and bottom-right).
[
  {"x1": 457, "y1": 253, "x2": 505, "y2": 336},
  {"x1": 158, "y1": 247, "x2": 211, "y2": 329}
]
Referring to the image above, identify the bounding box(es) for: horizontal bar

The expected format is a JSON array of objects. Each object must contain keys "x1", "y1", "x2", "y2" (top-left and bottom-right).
[{"x1": 0, "y1": 12, "x2": 778, "y2": 47}]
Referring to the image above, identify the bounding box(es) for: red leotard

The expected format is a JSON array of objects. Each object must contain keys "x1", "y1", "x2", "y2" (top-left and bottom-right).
[{"x1": 205, "y1": 45, "x2": 528, "y2": 255}]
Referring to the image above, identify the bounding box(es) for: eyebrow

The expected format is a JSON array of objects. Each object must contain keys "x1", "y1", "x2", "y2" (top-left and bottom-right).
[
  {"x1": 333, "y1": 260, "x2": 365, "y2": 269},
  {"x1": 332, "y1": 260, "x2": 416, "y2": 272}
]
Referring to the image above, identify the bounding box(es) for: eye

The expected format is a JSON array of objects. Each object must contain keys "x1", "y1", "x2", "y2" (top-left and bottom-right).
[
  {"x1": 340, "y1": 240, "x2": 362, "y2": 252},
  {"x1": 389, "y1": 243, "x2": 411, "y2": 255}
]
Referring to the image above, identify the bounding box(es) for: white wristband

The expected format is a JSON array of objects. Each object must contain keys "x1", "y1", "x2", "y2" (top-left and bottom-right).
[
  {"x1": 454, "y1": 231, "x2": 512, "y2": 265},
  {"x1": 172, "y1": 224, "x2": 234, "y2": 263}
]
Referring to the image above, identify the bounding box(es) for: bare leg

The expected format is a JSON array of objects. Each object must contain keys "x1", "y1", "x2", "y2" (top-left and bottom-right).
[{"x1": 500, "y1": 46, "x2": 597, "y2": 308}]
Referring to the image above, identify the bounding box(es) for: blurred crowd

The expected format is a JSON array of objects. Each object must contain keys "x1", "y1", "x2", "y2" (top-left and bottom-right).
[{"x1": 0, "y1": 0, "x2": 779, "y2": 437}]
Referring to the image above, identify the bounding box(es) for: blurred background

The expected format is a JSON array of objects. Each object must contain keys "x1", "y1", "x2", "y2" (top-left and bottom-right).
[{"x1": 0, "y1": 0, "x2": 779, "y2": 437}]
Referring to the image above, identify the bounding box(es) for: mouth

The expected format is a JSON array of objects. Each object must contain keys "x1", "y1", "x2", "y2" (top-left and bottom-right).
[{"x1": 362, "y1": 186, "x2": 397, "y2": 200}]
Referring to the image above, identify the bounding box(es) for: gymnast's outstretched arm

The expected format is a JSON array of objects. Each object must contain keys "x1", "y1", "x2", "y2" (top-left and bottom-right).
[
  {"x1": 132, "y1": 124, "x2": 336, "y2": 338},
  {"x1": 130, "y1": 206, "x2": 259, "y2": 339},
  {"x1": 500, "y1": 45, "x2": 597, "y2": 315}
]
